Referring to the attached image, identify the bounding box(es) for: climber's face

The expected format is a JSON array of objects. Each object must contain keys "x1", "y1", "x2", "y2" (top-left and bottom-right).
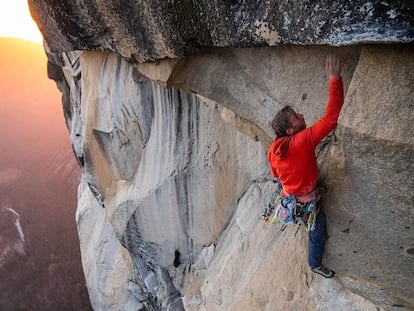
[{"x1": 286, "y1": 111, "x2": 306, "y2": 135}]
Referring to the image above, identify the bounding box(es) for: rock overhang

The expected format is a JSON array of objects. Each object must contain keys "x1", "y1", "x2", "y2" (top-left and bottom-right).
[{"x1": 28, "y1": 0, "x2": 414, "y2": 62}]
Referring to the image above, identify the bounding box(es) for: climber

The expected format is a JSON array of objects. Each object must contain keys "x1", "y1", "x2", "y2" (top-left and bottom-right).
[{"x1": 267, "y1": 54, "x2": 343, "y2": 278}]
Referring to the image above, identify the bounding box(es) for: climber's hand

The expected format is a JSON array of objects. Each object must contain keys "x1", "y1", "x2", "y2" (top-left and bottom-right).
[{"x1": 325, "y1": 54, "x2": 341, "y2": 78}]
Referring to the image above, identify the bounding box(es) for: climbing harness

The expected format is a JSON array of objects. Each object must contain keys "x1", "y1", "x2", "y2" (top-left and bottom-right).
[{"x1": 263, "y1": 179, "x2": 319, "y2": 232}]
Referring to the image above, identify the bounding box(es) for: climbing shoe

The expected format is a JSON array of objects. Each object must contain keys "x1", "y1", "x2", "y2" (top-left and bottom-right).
[{"x1": 311, "y1": 265, "x2": 335, "y2": 278}]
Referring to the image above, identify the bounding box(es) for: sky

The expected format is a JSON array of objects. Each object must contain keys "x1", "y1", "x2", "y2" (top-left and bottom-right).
[{"x1": 0, "y1": 0, "x2": 43, "y2": 43}]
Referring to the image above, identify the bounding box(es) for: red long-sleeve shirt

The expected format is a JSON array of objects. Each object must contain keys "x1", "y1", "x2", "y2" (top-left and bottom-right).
[{"x1": 267, "y1": 76, "x2": 344, "y2": 197}]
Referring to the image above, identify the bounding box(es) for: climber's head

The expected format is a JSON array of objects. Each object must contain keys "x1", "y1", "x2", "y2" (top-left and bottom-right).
[{"x1": 271, "y1": 106, "x2": 306, "y2": 137}]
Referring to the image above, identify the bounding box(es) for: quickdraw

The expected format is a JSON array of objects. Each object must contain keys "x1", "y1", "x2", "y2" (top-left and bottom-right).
[
  {"x1": 304, "y1": 191, "x2": 317, "y2": 232},
  {"x1": 261, "y1": 179, "x2": 282, "y2": 224}
]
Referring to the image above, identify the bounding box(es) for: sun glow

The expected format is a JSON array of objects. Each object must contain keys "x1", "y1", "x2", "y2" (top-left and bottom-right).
[{"x1": 0, "y1": 0, "x2": 43, "y2": 44}]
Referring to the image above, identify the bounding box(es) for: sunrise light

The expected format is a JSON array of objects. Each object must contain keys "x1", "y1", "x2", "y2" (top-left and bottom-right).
[{"x1": 0, "y1": 0, "x2": 43, "y2": 44}]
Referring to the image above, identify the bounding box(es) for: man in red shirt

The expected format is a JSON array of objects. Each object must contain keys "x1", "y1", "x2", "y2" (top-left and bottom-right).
[{"x1": 267, "y1": 54, "x2": 343, "y2": 278}]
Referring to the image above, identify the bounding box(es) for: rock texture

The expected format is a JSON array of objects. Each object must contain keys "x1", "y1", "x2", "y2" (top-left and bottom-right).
[
  {"x1": 28, "y1": 1, "x2": 414, "y2": 311},
  {"x1": 29, "y1": 0, "x2": 414, "y2": 61}
]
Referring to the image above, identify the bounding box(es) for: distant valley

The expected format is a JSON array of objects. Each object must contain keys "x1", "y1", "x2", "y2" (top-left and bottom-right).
[{"x1": 0, "y1": 38, "x2": 91, "y2": 311}]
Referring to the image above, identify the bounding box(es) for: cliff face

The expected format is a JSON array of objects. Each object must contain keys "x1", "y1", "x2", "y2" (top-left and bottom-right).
[{"x1": 29, "y1": 1, "x2": 414, "y2": 310}]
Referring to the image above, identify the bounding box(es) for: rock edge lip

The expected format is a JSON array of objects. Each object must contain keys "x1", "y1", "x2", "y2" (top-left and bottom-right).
[{"x1": 29, "y1": 0, "x2": 414, "y2": 62}]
